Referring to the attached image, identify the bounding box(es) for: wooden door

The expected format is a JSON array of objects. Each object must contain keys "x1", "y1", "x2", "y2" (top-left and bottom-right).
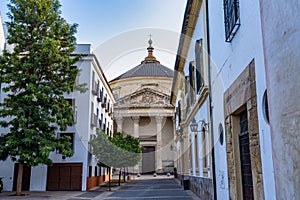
[
  {"x1": 239, "y1": 111, "x2": 254, "y2": 200},
  {"x1": 47, "y1": 163, "x2": 82, "y2": 191}
]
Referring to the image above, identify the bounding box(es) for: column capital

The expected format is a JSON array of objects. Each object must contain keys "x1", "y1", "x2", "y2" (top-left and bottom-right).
[
  {"x1": 115, "y1": 116, "x2": 123, "y2": 122},
  {"x1": 172, "y1": 116, "x2": 176, "y2": 122},
  {"x1": 132, "y1": 116, "x2": 140, "y2": 122},
  {"x1": 155, "y1": 116, "x2": 164, "y2": 123}
]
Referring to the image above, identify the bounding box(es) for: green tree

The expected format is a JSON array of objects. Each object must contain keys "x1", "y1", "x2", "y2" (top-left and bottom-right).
[
  {"x1": 91, "y1": 131, "x2": 143, "y2": 188},
  {"x1": 111, "y1": 132, "x2": 143, "y2": 184},
  {"x1": 0, "y1": 0, "x2": 82, "y2": 195},
  {"x1": 113, "y1": 134, "x2": 142, "y2": 165},
  {"x1": 90, "y1": 131, "x2": 121, "y2": 191}
]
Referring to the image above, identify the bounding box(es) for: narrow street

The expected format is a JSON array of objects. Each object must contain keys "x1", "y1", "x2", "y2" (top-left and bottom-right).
[
  {"x1": 0, "y1": 176, "x2": 199, "y2": 200},
  {"x1": 102, "y1": 177, "x2": 199, "y2": 200}
]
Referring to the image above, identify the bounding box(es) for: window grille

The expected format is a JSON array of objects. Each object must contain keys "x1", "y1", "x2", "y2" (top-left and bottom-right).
[{"x1": 223, "y1": 0, "x2": 240, "y2": 42}]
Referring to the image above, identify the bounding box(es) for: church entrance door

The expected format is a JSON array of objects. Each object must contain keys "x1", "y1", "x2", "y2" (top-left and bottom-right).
[{"x1": 142, "y1": 146, "x2": 155, "y2": 174}]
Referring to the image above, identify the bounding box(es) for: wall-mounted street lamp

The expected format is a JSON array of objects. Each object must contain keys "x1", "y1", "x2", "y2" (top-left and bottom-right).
[
  {"x1": 190, "y1": 118, "x2": 208, "y2": 133},
  {"x1": 190, "y1": 118, "x2": 199, "y2": 132},
  {"x1": 176, "y1": 126, "x2": 183, "y2": 137},
  {"x1": 170, "y1": 144, "x2": 177, "y2": 151}
]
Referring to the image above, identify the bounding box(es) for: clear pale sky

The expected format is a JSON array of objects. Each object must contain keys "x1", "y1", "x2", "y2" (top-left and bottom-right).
[{"x1": 0, "y1": 0, "x2": 187, "y2": 80}]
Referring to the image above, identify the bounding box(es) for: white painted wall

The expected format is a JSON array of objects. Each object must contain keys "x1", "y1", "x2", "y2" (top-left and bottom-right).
[
  {"x1": 0, "y1": 160, "x2": 15, "y2": 191},
  {"x1": 30, "y1": 165, "x2": 48, "y2": 191},
  {"x1": 260, "y1": 1, "x2": 300, "y2": 199},
  {"x1": 0, "y1": 13, "x2": 5, "y2": 53},
  {"x1": 208, "y1": 0, "x2": 275, "y2": 199}
]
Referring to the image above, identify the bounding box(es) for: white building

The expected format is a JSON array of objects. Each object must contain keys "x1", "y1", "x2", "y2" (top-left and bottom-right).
[
  {"x1": 172, "y1": 0, "x2": 276, "y2": 199},
  {"x1": 0, "y1": 44, "x2": 115, "y2": 191},
  {"x1": 259, "y1": 1, "x2": 300, "y2": 199},
  {"x1": 110, "y1": 40, "x2": 175, "y2": 175},
  {"x1": 0, "y1": 12, "x2": 5, "y2": 53}
]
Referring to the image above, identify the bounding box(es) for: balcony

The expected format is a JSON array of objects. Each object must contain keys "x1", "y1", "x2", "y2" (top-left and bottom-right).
[
  {"x1": 97, "y1": 90, "x2": 103, "y2": 102},
  {"x1": 108, "y1": 107, "x2": 113, "y2": 116},
  {"x1": 105, "y1": 102, "x2": 109, "y2": 112},
  {"x1": 90, "y1": 113, "x2": 97, "y2": 127},
  {"x1": 91, "y1": 81, "x2": 98, "y2": 95},
  {"x1": 101, "y1": 97, "x2": 107, "y2": 108},
  {"x1": 103, "y1": 123, "x2": 106, "y2": 132},
  {"x1": 96, "y1": 119, "x2": 102, "y2": 131}
]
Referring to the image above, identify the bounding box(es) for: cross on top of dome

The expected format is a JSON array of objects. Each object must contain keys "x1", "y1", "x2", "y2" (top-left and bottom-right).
[
  {"x1": 142, "y1": 34, "x2": 160, "y2": 64},
  {"x1": 148, "y1": 34, "x2": 153, "y2": 46}
]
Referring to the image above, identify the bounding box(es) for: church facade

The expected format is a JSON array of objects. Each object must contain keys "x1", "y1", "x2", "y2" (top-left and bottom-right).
[{"x1": 109, "y1": 40, "x2": 175, "y2": 174}]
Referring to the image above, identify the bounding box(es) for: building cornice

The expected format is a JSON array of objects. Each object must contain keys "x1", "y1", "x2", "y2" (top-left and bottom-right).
[
  {"x1": 73, "y1": 53, "x2": 115, "y2": 103},
  {"x1": 171, "y1": 0, "x2": 202, "y2": 104}
]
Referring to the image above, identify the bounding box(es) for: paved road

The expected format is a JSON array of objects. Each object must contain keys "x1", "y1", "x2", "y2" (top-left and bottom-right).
[
  {"x1": 103, "y1": 178, "x2": 199, "y2": 200},
  {"x1": 0, "y1": 176, "x2": 199, "y2": 200}
]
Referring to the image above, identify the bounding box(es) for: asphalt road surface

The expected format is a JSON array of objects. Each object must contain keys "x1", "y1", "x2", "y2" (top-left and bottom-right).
[{"x1": 103, "y1": 177, "x2": 199, "y2": 200}]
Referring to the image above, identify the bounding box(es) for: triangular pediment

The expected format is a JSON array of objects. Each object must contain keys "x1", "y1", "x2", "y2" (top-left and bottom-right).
[{"x1": 115, "y1": 88, "x2": 173, "y2": 108}]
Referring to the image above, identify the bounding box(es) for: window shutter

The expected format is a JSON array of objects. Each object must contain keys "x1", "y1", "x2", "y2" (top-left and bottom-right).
[
  {"x1": 178, "y1": 101, "x2": 181, "y2": 124},
  {"x1": 195, "y1": 39, "x2": 202, "y2": 94}
]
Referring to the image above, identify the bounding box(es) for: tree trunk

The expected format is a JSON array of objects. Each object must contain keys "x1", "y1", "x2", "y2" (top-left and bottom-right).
[
  {"x1": 118, "y1": 169, "x2": 121, "y2": 186},
  {"x1": 108, "y1": 167, "x2": 111, "y2": 191},
  {"x1": 16, "y1": 163, "x2": 23, "y2": 196},
  {"x1": 127, "y1": 167, "x2": 129, "y2": 180},
  {"x1": 123, "y1": 167, "x2": 126, "y2": 183}
]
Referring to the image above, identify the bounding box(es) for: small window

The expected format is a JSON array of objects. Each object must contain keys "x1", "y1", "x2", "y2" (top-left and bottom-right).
[
  {"x1": 89, "y1": 166, "x2": 92, "y2": 177},
  {"x1": 189, "y1": 61, "x2": 196, "y2": 104},
  {"x1": 185, "y1": 76, "x2": 190, "y2": 112},
  {"x1": 65, "y1": 98, "x2": 75, "y2": 106},
  {"x1": 219, "y1": 123, "x2": 224, "y2": 145},
  {"x1": 95, "y1": 166, "x2": 98, "y2": 176},
  {"x1": 262, "y1": 90, "x2": 270, "y2": 124},
  {"x1": 177, "y1": 101, "x2": 181, "y2": 124},
  {"x1": 223, "y1": 0, "x2": 240, "y2": 42},
  {"x1": 195, "y1": 39, "x2": 204, "y2": 93}
]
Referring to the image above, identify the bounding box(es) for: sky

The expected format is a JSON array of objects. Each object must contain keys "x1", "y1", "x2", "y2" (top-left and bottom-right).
[{"x1": 0, "y1": 0, "x2": 187, "y2": 80}]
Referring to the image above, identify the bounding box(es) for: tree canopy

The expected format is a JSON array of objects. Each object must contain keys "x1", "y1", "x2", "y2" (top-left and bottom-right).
[
  {"x1": 91, "y1": 131, "x2": 143, "y2": 169},
  {"x1": 0, "y1": 0, "x2": 81, "y2": 166}
]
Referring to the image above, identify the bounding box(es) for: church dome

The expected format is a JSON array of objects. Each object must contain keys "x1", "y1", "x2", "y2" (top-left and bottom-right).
[{"x1": 111, "y1": 39, "x2": 174, "y2": 81}]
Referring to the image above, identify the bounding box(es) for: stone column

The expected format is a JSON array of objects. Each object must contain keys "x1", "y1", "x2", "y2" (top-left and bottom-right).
[
  {"x1": 172, "y1": 117, "x2": 177, "y2": 170},
  {"x1": 115, "y1": 117, "x2": 123, "y2": 133},
  {"x1": 132, "y1": 116, "x2": 140, "y2": 174},
  {"x1": 181, "y1": 126, "x2": 190, "y2": 177},
  {"x1": 155, "y1": 116, "x2": 163, "y2": 173},
  {"x1": 132, "y1": 116, "x2": 140, "y2": 138},
  {"x1": 191, "y1": 131, "x2": 196, "y2": 176},
  {"x1": 198, "y1": 130, "x2": 203, "y2": 177}
]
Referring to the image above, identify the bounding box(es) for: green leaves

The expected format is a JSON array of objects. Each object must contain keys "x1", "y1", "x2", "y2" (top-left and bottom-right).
[
  {"x1": 91, "y1": 131, "x2": 143, "y2": 169},
  {"x1": 0, "y1": 0, "x2": 80, "y2": 166}
]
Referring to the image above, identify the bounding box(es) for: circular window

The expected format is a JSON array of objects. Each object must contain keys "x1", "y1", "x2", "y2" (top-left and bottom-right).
[
  {"x1": 218, "y1": 123, "x2": 224, "y2": 145},
  {"x1": 114, "y1": 94, "x2": 119, "y2": 100},
  {"x1": 262, "y1": 90, "x2": 270, "y2": 124}
]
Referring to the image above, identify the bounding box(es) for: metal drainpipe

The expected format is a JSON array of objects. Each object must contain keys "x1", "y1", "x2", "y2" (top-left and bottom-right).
[{"x1": 205, "y1": 0, "x2": 217, "y2": 199}]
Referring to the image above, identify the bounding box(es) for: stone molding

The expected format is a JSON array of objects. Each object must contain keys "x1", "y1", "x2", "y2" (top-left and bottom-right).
[
  {"x1": 131, "y1": 116, "x2": 140, "y2": 122},
  {"x1": 224, "y1": 60, "x2": 264, "y2": 200},
  {"x1": 114, "y1": 88, "x2": 173, "y2": 109}
]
